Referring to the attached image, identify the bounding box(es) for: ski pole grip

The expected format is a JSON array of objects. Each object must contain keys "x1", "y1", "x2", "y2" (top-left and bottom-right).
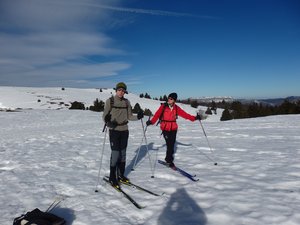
[{"x1": 102, "y1": 123, "x2": 107, "y2": 132}]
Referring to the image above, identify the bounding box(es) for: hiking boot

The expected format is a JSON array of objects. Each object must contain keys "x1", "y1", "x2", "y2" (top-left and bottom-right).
[
  {"x1": 118, "y1": 175, "x2": 130, "y2": 184},
  {"x1": 165, "y1": 160, "x2": 174, "y2": 166},
  {"x1": 109, "y1": 166, "x2": 119, "y2": 188},
  {"x1": 169, "y1": 162, "x2": 176, "y2": 169},
  {"x1": 166, "y1": 162, "x2": 176, "y2": 169},
  {"x1": 109, "y1": 177, "x2": 120, "y2": 188}
]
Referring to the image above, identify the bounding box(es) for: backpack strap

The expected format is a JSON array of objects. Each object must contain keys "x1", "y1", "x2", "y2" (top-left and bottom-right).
[
  {"x1": 157, "y1": 103, "x2": 179, "y2": 125},
  {"x1": 108, "y1": 96, "x2": 129, "y2": 126},
  {"x1": 110, "y1": 96, "x2": 129, "y2": 109}
]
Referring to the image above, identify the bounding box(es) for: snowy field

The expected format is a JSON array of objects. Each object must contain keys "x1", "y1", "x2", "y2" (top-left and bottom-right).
[{"x1": 0, "y1": 87, "x2": 300, "y2": 225}]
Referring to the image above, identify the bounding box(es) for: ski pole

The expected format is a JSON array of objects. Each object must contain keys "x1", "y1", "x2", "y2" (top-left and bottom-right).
[
  {"x1": 141, "y1": 118, "x2": 155, "y2": 178},
  {"x1": 132, "y1": 118, "x2": 155, "y2": 178},
  {"x1": 132, "y1": 125, "x2": 146, "y2": 171},
  {"x1": 46, "y1": 195, "x2": 66, "y2": 212},
  {"x1": 95, "y1": 125, "x2": 108, "y2": 192},
  {"x1": 199, "y1": 120, "x2": 218, "y2": 166},
  {"x1": 132, "y1": 115, "x2": 150, "y2": 171}
]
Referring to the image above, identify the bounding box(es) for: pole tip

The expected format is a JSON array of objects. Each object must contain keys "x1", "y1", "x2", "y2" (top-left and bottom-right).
[{"x1": 214, "y1": 163, "x2": 218, "y2": 166}]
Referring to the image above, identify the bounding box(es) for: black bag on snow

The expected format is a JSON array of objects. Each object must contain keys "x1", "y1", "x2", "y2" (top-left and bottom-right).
[{"x1": 13, "y1": 208, "x2": 66, "y2": 225}]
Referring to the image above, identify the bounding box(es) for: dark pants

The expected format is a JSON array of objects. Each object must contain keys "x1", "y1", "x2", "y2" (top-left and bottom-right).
[
  {"x1": 162, "y1": 130, "x2": 177, "y2": 163},
  {"x1": 109, "y1": 130, "x2": 129, "y2": 166}
]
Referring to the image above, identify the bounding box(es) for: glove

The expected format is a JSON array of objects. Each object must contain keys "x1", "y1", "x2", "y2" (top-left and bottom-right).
[
  {"x1": 108, "y1": 120, "x2": 118, "y2": 128},
  {"x1": 146, "y1": 120, "x2": 152, "y2": 126},
  {"x1": 195, "y1": 114, "x2": 202, "y2": 120},
  {"x1": 137, "y1": 111, "x2": 144, "y2": 120},
  {"x1": 104, "y1": 114, "x2": 111, "y2": 123}
]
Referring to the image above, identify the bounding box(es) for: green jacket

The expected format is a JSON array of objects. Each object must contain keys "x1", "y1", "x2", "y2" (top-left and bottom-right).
[{"x1": 103, "y1": 95, "x2": 138, "y2": 131}]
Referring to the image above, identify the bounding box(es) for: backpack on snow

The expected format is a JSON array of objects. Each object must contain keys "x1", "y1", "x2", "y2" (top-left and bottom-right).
[{"x1": 13, "y1": 208, "x2": 66, "y2": 225}]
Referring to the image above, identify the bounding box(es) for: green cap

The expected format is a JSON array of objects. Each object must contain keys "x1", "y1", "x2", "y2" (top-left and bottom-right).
[{"x1": 115, "y1": 82, "x2": 128, "y2": 93}]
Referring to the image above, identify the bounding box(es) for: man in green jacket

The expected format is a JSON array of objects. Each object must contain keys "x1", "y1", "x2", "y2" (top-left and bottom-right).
[{"x1": 103, "y1": 82, "x2": 144, "y2": 187}]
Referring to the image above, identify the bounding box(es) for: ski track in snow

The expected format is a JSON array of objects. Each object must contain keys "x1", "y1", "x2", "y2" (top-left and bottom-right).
[{"x1": 1, "y1": 110, "x2": 300, "y2": 224}]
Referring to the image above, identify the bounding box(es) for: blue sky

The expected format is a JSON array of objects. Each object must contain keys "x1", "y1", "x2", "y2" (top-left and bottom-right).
[{"x1": 0, "y1": 0, "x2": 299, "y2": 99}]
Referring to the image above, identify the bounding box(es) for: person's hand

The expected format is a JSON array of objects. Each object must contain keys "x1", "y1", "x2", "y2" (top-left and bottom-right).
[
  {"x1": 146, "y1": 120, "x2": 152, "y2": 126},
  {"x1": 137, "y1": 111, "x2": 144, "y2": 120},
  {"x1": 195, "y1": 114, "x2": 202, "y2": 120},
  {"x1": 108, "y1": 121, "x2": 118, "y2": 128},
  {"x1": 104, "y1": 114, "x2": 111, "y2": 123}
]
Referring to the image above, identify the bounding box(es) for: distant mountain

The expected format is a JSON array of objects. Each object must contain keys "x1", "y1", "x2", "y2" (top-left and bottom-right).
[
  {"x1": 189, "y1": 96, "x2": 234, "y2": 103},
  {"x1": 238, "y1": 96, "x2": 300, "y2": 106},
  {"x1": 188, "y1": 96, "x2": 300, "y2": 106}
]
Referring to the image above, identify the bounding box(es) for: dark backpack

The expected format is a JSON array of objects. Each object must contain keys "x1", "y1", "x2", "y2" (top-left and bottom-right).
[{"x1": 13, "y1": 208, "x2": 66, "y2": 225}]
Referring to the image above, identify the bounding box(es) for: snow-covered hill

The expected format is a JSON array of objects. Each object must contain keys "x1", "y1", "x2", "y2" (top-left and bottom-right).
[{"x1": 0, "y1": 86, "x2": 222, "y2": 121}]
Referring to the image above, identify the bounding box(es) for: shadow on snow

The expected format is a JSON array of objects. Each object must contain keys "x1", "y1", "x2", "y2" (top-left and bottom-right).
[
  {"x1": 158, "y1": 188, "x2": 207, "y2": 225},
  {"x1": 125, "y1": 140, "x2": 193, "y2": 177},
  {"x1": 125, "y1": 142, "x2": 157, "y2": 176},
  {"x1": 51, "y1": 207, "x2": 76, "y2": 225}
]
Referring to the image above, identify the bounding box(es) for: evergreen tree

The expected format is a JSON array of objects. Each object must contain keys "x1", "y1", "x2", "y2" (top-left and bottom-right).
[
  {"x1": 144, "y1": 108, "x2": 152, "y2": 116},
  {"x1": 221, "y1": 108, "x2": 233, "y2": 121},
  {"x1": 69, "y1": 101, "x2": 85, "y2": 110},
  {"x1": 211, "y1": 101, "x2": 217, "y2": 114},
  {"x1": 190, "y1": 100, "x2": 198, "y2": 108},
  {"x1": 247, "y1": 103, "x2": 260, "y2": 118},
  {"x1": 205, "y1": 107, "x2": 212, "y2": 115},
  {"x1": 132, "y1": 103, "x2": 142, "y2": 113},
  {"x1": 277, "y1": 100, "x2": 297, "y2": 114},
  {"x1": 89, "y1": 98, "x2": 105, "y2": 112},
  {"x1": 230, "y1": 101, "x2": 246, "y2": 119},
  {"x1": 140, "y1": 93, "x2": 144, "y2": 98},
  {"x1": 145, "y1": 93, "x2": 151, "y2": 99}
]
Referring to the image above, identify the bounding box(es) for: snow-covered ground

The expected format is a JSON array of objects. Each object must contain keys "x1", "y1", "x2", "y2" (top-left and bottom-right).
[
  {"x1": 0, "y1": 86, "x2": 215, "y2": 119},
  {"x1": 1, "y1": 87, "x2": 300, "y2": 225}
]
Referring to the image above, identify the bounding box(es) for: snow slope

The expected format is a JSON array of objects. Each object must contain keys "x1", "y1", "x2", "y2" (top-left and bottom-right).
[
  {"x1": 0, "y1": 86, "x2": 220, "y2": 120},
  {"x1": 0, "y1": 87, "x2": 299, "y2": 225}
]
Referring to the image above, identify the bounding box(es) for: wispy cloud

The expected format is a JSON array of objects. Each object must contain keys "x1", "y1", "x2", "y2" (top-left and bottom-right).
[
  {"x1": 0, "y1": 0, "x2": 129, "y2": 87},
  {"x1": 65, "y1": 2, "x2": 218, "y2": 19}
]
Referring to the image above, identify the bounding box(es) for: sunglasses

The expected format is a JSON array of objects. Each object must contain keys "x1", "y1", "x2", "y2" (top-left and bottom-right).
[
  {"x1": 168, "y1": 97, "x2": 174, "y2": 101},
  {"x1": 117, "y1": 88, "x2": 126, "y2": 92}
]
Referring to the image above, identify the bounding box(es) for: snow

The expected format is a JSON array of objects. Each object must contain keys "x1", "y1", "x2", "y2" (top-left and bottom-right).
[{"x1": 1, "y1": 87, "x2": 300, "y2": 225}]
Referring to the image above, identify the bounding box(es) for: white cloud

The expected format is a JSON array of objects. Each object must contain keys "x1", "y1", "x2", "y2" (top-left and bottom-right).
[
  {"x1": 0, "y1": 0, "x2": 128, "y2": 87},
  {"x1": 0, "y1": 61, "x2": 131, "y2": 87}
]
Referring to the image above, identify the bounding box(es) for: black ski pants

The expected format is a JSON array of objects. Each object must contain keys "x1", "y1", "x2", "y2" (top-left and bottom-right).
[
  {"x1": 109, "y1": 130, "x2": 129, "y2": 167},
  {"x1": 162, "y1": 130, "x2": 177, "y2": 163}
]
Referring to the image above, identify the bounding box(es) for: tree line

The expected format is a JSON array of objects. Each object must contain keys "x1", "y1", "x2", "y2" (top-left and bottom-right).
[
  {"x1": 69, "y1": 95, "x2": 300, "y2": 122},
  {"x1": 69, "y1": 98, "x2": 152, "y2": 116},
  {"x1": 220, "y1": 100, "x2": 300, "y2": 121}
]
